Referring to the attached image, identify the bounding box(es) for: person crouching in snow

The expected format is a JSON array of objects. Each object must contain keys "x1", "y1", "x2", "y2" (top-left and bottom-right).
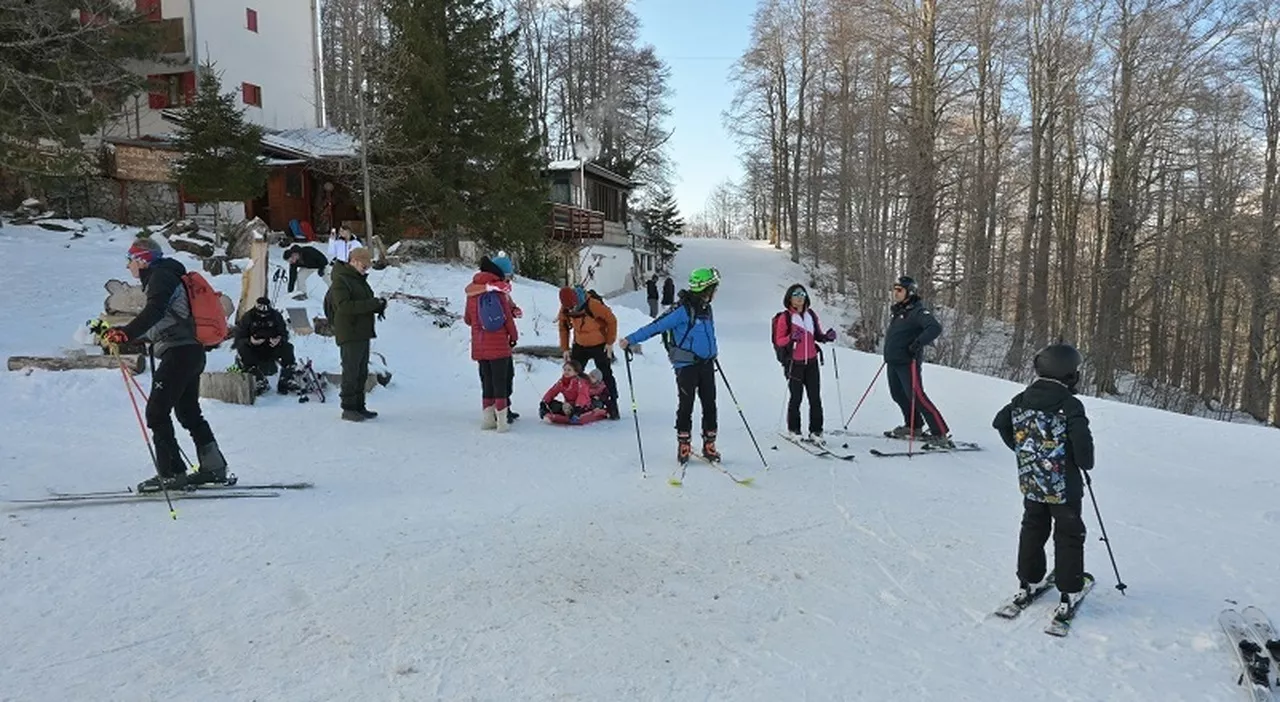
[
  {"x1": 773, "y1": 284, "x2": 836, "y2": 446},
  {"x1": 618, "y1": 267, "x2": 722, "y2": 465},
  {"x1": 539, "y1": 360, "x2": 608, "y2": 425},
  {"x1": 464, "y1": 255, "x2": 519, "y2": 431}
]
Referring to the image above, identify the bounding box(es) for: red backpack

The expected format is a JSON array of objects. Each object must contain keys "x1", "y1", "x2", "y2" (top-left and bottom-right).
[{"x1": 182, "y1": 271, "x2": 228, "y2": 347}]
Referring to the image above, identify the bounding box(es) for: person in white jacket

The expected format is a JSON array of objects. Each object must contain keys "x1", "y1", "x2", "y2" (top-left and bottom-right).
[{"x1": 328, "y1": 227, "x2": 363, "y2": 264}]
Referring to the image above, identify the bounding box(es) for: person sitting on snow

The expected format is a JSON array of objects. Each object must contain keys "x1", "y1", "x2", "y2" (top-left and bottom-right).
[
  {"x1": 539, "y1": 360, "x2": 607, "y2": 425},
  {"x1": 233, "y1": 297, "x2": 298, "y2": 395}
]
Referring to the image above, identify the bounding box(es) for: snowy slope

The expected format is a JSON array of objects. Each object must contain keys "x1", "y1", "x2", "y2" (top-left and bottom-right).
[{"x1": 1, "y1": 226, "x2": 1279, "y2": 701}]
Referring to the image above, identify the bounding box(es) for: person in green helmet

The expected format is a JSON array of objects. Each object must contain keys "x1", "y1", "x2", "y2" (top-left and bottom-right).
[{"x1": 619, "y1": 267, "x2": 721, "y2": 465}]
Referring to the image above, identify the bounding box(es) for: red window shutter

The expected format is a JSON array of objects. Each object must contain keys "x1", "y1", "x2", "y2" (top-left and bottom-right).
[
  {"x1": 79, "y1": 9, "x2": 89, "y2": 24},
  {"x1": 136, "y1": 0, "x2": 161, "y2": 20},
  {"x1": 246, "y1": 8, "x2": 258, "y2": 32},
  {"x1": 180, "y1": 72, "x2": 196, "y2": 104},
  {"x1": 242, "y1": 82, "x2": 251, "y2": 104},
  {"x1": 148, "y1": 92, "x2": 167, "y2": 109}
]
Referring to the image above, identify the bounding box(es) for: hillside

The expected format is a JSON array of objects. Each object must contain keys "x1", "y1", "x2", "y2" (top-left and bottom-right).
[{"x1": 1, "y1": 222, "x2": 1278, "y2": 700}]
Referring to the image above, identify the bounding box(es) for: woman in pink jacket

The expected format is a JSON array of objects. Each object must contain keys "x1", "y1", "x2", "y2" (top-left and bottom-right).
[{"x1": 772, "y1": 284, "x2": 836, "y2": 445}]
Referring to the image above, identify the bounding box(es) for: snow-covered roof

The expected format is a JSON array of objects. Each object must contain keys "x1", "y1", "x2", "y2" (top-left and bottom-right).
[
  {"x1": 544, "y1": 159, "x2": 635, "y2": 188},
  {"x1": 260, "y1": 128, "x2": 358, "y2": 160}
]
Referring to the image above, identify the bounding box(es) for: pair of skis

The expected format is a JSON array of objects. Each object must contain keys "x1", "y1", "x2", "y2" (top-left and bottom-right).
[
  {"x1": 1221, "y1": 606, "x2": 1280, "y2": 701},
  {"x1": 991, "y1": 571, "x2": 1095, "y2": 637},
  {"x1": 668, "y1": 454, "x2": 754, "y2": 487},
  {"x1": 6, "y1": 481, "x2": 313, "y2": 507},
  {"x1": 823, "y1": 430, "x2": 983, "y2": 458},
  {"x1": 776, "y1": 432, "x2": 857, "y2": 460}
]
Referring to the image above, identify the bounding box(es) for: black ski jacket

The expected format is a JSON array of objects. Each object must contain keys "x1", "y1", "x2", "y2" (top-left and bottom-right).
[
  {"x1": 120, "y1": 257, "x2": 199, "y2": 357},
  {"x1": 235, "y1": 308, "x2": 288, "y2": 343},
  {"x1": 883, "y1": 296, "x2": 941, "y2": 365}
]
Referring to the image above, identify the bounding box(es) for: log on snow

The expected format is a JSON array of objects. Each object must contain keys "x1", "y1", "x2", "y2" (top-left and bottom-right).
[
  {"x1": 7, "y1": 354, "x2": 145, "y2": 374},
  {"x1": 199, "y1": 371, "x2": 255, "y2": 406}
]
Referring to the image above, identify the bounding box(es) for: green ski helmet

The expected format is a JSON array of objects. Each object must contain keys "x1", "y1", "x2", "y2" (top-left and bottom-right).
[{"x1": 688, "y1": 267, "x2": 721, "y2": 293}]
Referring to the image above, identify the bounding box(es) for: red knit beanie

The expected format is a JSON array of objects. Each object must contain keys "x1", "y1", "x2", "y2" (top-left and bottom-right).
[
  {"x1": 559, "y1": 287, "x2": 578, "y2": 309},
  {"x1": 126, "y1": 237, "x2": 162, "y2": 264}
]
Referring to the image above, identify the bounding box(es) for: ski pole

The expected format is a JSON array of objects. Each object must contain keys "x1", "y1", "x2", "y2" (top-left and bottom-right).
[
  {"x1": 778, "y1": 355, "x2": 795, "y2": 433},
  {"x1": 624, "y1": 348, "x2": 646, "y2": 477},
  {"x1": 1083, "y1": 472, "x2": 1128, "y2": 594},
  {"x1": 842, "y1": 361, "x2": 885, "y2": 430},
  {"x1": 114, "y1": 347, "x2": 176, "y2": 519},
  {"x1": 714, "y1": 359, "x2": 769, "y2": 470},
  {"x1": 128, "y1": 371, "x2": 197, "y2": 470},
  {"x1": 832, "y1": 345, "x2": 846, "y2": 423},
  {"x1": 908, "y1": 360, "x2": 918, "y2": 456}
]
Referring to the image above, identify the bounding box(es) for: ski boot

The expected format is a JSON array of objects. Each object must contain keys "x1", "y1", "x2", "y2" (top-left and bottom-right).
[
  {"x1": 702, "y1": 431, "x2": 721, "y2": 463},
  {"x1": 885, "y1": 425, "x2": 919, "y2": 439},
  {"x1": 277, "y1": 365, "x2": 300, "y2": 394},
  {"x1": 1054, "y1": 590, "x2": 1086, "y2": 620},
  {"x1": 250, "y1": 368, "x2": 269, "y2": 396},
  {"x1": 137, "y1": 472, "x2": 193, "y2": 493},
  {"x1": 809, "y1": 431, "x2": 826, "y2": 448},
  {"x1": 186, "y1": 441, "x2": 232, "y2": 486},
  {"x1": 677, "y1": 432, "x2": 692, "y2": 465},
  {"x1": 923, "y1": 432, "x2": 956, "y2": 450}
]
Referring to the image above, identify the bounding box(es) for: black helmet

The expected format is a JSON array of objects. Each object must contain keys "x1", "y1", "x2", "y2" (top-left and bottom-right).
[
  {"x1": 1034, "y1": 343, "x2": 1083, "y2": 390},
  {"x1": 895, "y1": 276, "x2": 918, "y2": 295}
]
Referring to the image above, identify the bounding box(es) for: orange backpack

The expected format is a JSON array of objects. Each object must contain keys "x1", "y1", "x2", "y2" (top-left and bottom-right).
[{"x1": 181, "y1": 271, "x2": 228, "y2": 347}]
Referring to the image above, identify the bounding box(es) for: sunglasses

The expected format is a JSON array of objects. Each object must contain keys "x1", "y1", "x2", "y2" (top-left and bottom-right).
[{"x1": 790, "y1": 290, "x2": 807, "y2": 298}]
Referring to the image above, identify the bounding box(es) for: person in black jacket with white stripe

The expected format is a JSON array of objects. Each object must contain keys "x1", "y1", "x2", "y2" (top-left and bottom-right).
[{"x1": 882, "y1": 275, "x2": 952, "y2": 447}]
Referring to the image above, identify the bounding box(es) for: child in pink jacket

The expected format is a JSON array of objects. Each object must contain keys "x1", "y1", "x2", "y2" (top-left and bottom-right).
[
  {"x1": 540, "y1": 360, "x2": 607, "y2": 425},
  {"x1": 772, "y1": 284, "x2": 836, "y2": 445}
]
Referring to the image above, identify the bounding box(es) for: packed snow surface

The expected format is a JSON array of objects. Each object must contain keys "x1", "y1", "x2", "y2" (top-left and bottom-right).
[{"x1": 1, "y1": 221, "x2": 1278, "y2": 701}]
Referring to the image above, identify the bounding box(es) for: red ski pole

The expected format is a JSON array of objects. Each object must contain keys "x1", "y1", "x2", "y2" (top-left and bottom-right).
[{"x1": 842, "y1": 361, "x2": 886, "y2": 430}]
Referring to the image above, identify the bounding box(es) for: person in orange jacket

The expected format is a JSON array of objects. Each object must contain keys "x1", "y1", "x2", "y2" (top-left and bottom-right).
[{"x1": 557, "y1": 285, "x2": 620, "y2": 419}]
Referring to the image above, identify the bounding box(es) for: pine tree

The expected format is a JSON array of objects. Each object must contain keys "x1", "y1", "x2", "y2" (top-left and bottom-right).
[
  {"x1": 643, "y1": 189, "x2": 684, "y2": 272},
  {"x1": 375, "y1": 0, "x2": 545, "y2": 257},
  {"x1": 0, "y1": 0, "x2": 161, "y2": 177},
  {"x1": 171, "y1": 64, "x2": 266, "y2": 217}
]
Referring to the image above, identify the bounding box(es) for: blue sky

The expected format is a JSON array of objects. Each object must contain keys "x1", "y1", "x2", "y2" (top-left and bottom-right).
[{"x1": 631, "y1": 0, "x2": 753, "y2": 216}]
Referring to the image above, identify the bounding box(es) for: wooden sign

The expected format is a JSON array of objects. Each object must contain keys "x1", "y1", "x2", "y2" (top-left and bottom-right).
[{"x1": 113, "y1": 144, "x2": 178, "y2": 183}]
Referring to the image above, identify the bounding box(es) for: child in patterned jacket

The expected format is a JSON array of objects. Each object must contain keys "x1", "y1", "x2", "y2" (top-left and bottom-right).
[{"x1": 992, "y1": 343, "x2": 1095, "y2": 619}]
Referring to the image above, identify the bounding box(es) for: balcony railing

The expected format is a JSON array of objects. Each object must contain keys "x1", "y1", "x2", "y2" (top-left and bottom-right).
[{"x1": 546, "y1": 202, "x2": 604, "y2": 241}]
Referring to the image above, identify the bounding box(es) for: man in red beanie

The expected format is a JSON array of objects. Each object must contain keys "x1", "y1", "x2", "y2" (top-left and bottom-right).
[
  {"x1": 104, "y1": 237, "x2": 229, "y2": 491},
  {"x1": 556, "y1": 285, "x2": 620, "y2": 419}
]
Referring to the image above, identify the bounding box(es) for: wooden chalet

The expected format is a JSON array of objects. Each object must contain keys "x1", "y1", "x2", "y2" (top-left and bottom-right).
[{"x1": 543, "y1": 160, "x2": 635, "y2": 245}]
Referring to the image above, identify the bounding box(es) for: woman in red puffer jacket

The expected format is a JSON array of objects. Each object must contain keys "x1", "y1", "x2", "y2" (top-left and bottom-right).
[{"x1": 464, "y1": 255, "x2": 519, "y2": 431}]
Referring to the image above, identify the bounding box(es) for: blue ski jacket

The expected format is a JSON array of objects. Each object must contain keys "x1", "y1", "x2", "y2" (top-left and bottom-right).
[{"x1": 625, "y1": 294, "x2": 717, "y2": 369}]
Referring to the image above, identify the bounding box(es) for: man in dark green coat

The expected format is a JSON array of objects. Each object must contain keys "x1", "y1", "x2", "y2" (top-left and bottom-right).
[{"x1": 325, "y1": 247, "x2": 385, "y2": 421}]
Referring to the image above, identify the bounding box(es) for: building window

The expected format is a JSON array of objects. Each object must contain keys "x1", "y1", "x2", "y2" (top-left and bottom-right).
[
  {"x1": 588, "y1": 181, "x2": 621, "y2": 222},
  {"x1": 242, "y1": 82, "x2": 262, "y2": 107},
  {"x1": 147, "y1": 72, "x2": 195, "y2": 109},
  {"x1": 246, "y1": 8, "x2": 258, "y2": 32},
  {"x1": 136, "y1": 0, "x2": 161, "y2": 21},
  {"x1": 285, "y1": 170, "x2": 303, "y2": 199}
]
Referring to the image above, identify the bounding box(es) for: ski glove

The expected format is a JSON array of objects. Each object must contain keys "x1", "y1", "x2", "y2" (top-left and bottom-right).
[
  {"x1": 104, "y1": 328, "x2": 128, "y2": 344},
  {"x1": 538, "y1": 401, "x2": 551, "y2": 419},
  {"x1": 908, "y1": 342, "x2": 921, "y2": 356},
  {"x1": 821, "y1": 328, "x2": 836, "y2": 342}
]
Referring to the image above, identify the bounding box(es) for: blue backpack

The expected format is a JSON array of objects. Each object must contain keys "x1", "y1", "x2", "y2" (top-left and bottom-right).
[{"x1": 478, "y1": 291, "x2": 507, "y2": 332}]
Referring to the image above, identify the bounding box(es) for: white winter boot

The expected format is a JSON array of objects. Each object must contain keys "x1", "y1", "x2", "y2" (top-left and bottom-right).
[
  {"x1": 495, "y1": 407, "x2": 510, "y2": 433},
  {"x1": 481, "y1": 406, "x2": 498, "y2": 430}
]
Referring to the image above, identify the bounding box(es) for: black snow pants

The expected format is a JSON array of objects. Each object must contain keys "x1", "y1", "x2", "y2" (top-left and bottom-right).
[{"x1": 1016, "y1": 498, "x2": 1087, "y2": 594}]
